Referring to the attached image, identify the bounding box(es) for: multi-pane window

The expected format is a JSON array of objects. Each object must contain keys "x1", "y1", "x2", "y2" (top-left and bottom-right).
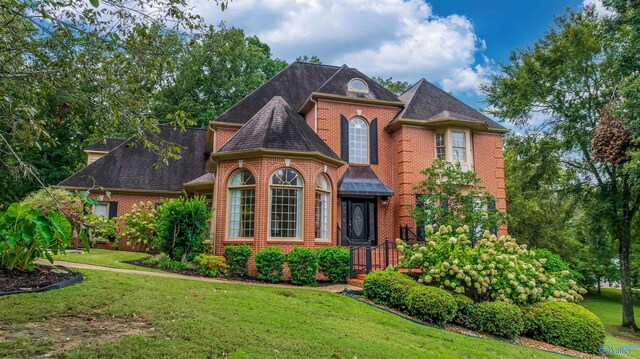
[
  {"x1": 347, "y1": 78, "x2": 368, "y2": 93},
  {"x1": 228, "y1": 169, "x2": 255, "y2": 238},
  {"x1": 315, "y1": 174, "x2": 331, "y2": 240},
  {"x1": 451, "y1": 132, "x2": 466, "y2": 162},
  {"x1": 349, "y1": 117, "x2": 368, "y2": 164},
  {"x1": 93, "y1": 203, "x2": 109, "y2": 217},
  {"x1": 435, "y1": 132, "x2": 446, "y2": 159},
  {"x1": 270, "y1": 168, "x2": 303, "y2": 238}
]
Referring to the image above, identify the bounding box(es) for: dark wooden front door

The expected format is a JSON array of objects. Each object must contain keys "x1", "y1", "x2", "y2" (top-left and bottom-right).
[{"x1": 342, "y1": 198, "x2": 376, "y2": 245}]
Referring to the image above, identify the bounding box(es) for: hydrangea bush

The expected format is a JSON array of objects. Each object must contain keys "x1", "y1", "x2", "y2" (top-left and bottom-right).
[
  {"x1": 395, "y1": 225, "x2": 586, "y2": 305},
  {"x1": 121, "y1": 201, "x2": 156, "y2": 251}
]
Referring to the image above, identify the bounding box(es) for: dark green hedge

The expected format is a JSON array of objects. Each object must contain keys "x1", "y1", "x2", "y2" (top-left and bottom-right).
[
  {"x1": 470, "y1": 301, "x2": 524, "y2": 339},
  {"x1": 287, "y1": 247, "x2": 318, "y2": 286},
  {"x1": 406, "y1": 285, "x2": 457, "y2": 326},
  {"x1": 255, "y1": 247, "x2": 286, "y2": 283},
  {"x1": 317, "y1": 246, "x2": 350, "y2": 283},
  {"x1": 523, "y1": 301, "x2": 605, "y2": 354},
  {"x1": 363, "y1": 270, "x2": 417, "y2": 311}
]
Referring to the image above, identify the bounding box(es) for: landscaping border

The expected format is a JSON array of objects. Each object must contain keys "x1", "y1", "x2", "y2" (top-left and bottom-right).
[
  {"x1": 0, "y1": 271, "x2": 83, "y2": 296},
  {"x1": 342, "y1": 289, "x2": 580, "y2": 359}
]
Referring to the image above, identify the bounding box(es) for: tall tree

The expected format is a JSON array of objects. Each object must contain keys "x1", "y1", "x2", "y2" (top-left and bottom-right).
[
  {"x1": 153, "y1": 25, "x2": 287, "y2": 127},
  {"x1": 372, "y1": 76, "x2": 411, "y2": 95},
  {"x1": 483, "y1": 7, "x2": 639, "y2": 330}
]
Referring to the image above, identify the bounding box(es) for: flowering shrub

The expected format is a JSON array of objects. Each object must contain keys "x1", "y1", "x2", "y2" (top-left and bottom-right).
[
  {"x1": 84, "y1": 214, "x2": 118, "y2": 245},
  {"x1": 395, "y1": 225, "x2": 587, "y2": 305},
  {"x1": 121, "y1": 201, "x2": 156, "y2": 251},
  {"x1": 194, "y1": 254, "x2": 226, "y2": 278}
]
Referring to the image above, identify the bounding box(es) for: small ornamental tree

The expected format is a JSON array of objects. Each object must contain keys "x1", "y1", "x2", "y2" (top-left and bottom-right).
[
  {"x1": 121, "y1": 201, "x2": 157, "y2": 251},
  {"x1": 411, "y1": 159, "x2": 506, "y2": 245},
  {"x1": 154, "y1": 196, "x2": 211, "y2": 261}
]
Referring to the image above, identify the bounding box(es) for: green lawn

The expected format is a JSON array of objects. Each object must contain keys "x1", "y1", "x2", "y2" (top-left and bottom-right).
[
  {"x1": 51, "y1": 248, "x2": 158, "y2": 272},
  {"x1": 580, "y1": 288, "x2": 640, "y2": 358},
  {"x1": 0, "y1": 269, "x2": 562, "y2": 359}
]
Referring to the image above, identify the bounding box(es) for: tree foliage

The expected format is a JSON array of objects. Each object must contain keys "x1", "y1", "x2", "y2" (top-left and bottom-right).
[
  {"x1": 372, "y1": 76, "x2": 412, "y2": 95},
  {"x1": 483, "y1": 6, "x2": 639, "y2": 329},
  {"x1": 411, "y1": 159, "x2": 506, "y2": 244}
]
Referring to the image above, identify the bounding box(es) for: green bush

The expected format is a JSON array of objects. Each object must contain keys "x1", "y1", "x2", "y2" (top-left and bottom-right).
[
  {"x1": 121, "y1": 201, "x2": 156, "y2": 251},
  {"x1": 534, "y1": 248, "x2": 569, "y2": 273},
  {"x1": 452, "y1": 293, "x2": 477, "y2": 327},
  {"x1": 84, "y1": 214, "x2": 119, "y2": 245},
  {"x1": 194, "y1": 254, "x2": 226, "y2": 278},
  {"x1": 470, "y1": 301, "x2": 524, "y2": 339},
  {"x1": 224, "y1": 244, "x2": 251, "y2": 277},
  {"x1": 317, "y1": 246, "x2": 350, "y2": 283},
  {"x1": 157, "y1": 255, "x2": 193, "y2": 271},
  {"x1": 523, "y1": 301, "x2": 605, "y2": 353},
  {"x1": 287, "y1": 247, "x2": 318, "y2": 286},
  {"x1": 255, "y1": 247, "x2": 286, "y2": 283},
  {"x1": 0, "y1": 203, "x2": 72, "y2": 271},
  {"x1": 154, "y1": 196, "x2": 210, "y2": 261},
  {"x1": 362, "y1": 270, "x2": 417, "y2": 311},
  {"x1": 406, "y1": 285, "x2": 457, "y2": 326}
]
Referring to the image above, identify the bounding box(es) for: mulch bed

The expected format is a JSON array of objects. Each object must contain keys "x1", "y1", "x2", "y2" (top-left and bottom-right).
[
  {"x1": 126, "y1": 259, "x2": 337, "y2": 287},
  {"x1": 0, "y1": 265, "x2": 80, "y2": 295}
]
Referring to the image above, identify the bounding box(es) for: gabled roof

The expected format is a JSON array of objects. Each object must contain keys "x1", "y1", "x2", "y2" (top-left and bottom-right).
[
  {"x1": 85, "y1": 138, "x2": 126, "y2": 152},
  {"x1": 59, "y1": 126, "x2": 208, "y2": 193},
  {"x1": 214, "y1": 62, "x2": 339, "y2": 124},
  {"x1": 217, "y1": 97, "x2": 340, "y2": 162},
  {"x1": 315, "y1": 65, "x2": 399, "y2": 102},
  {"x1": 392, "y1": 79, "x2": 507, "y2": 131},
  {"x1": 338, "y1": 166, "x2": 394, "y2": 197}
]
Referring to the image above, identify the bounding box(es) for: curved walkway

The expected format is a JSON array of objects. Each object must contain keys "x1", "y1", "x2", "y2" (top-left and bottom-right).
[{"x1": 41, "y1": 260, "x2": 359, "y2": 293}]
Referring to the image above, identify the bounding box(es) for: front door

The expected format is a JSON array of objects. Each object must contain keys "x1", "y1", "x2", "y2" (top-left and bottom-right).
[{"x1": 342, "y1": 198, "x2": 376, "y2": 245}]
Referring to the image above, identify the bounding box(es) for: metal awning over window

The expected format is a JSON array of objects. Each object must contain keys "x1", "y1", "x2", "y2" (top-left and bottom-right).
[{"x1": 338, "y1": 166, "x2": 394, "y2": 197}]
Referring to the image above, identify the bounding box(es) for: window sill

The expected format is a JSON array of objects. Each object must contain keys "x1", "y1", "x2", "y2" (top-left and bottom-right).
[
  {"x1": 223, "y1": 238, "x2": 254, "y2": 244},
  {"x1": 314, "y1": 238, "x2": 332, "y2": 244},
  {"x1": 267, "y1": 238, "x2": 304, "y2": 244}
]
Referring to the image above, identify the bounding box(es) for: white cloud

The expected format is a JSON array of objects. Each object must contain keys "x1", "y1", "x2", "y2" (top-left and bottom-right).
[
  {"x1": 196, "y1": 0, "x2": 494, "y2": 95},
  {"x1": 582, "y1": 0, "x2": 615, "y2": 17}
]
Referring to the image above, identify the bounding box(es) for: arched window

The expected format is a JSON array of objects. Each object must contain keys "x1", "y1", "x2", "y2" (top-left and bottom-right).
[
  {"x1": 227, "y1": 169, "x2": 255, "y2": 238},
  {"x1": 269, "y1": 168, "x2": 303, "y2": 238},
  {"x1": 315, "y1": 174, "x2": 331, "y2": 240},
  {"x1": 349, "y1": 117, "x2": 369, "y2": 164},
  {"x1": 347, "y1": 78, "x2": 368, "y2": 93}
]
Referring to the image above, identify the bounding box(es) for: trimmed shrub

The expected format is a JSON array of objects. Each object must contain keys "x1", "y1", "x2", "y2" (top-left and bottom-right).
[
  {"x1": 470, "y1": 301, "x2": 524, "y2": 339},
  {"x1": 523, "y1": 301, "x2": 605, "y2": 354},
  {"x1": 406, "y1": 285, "x2": 457, "y2": 326},
  {"x1": 287, "y1": 247, "x2": 318, "y2": 286},
  {"x1": 362, "y1": 270, "x2": 417, "y2": 311},
  {"x1": 194, "y1": 254, "x2": 226, "y2": 278},
  {"x1": 255, "y1": 247, "x2": 286, "y2": 283},
  {"x1": 317, "y1": 246, "x2": 350, "y2": 283},
  {"x1": 452, "y1": 294, "x2": 477, "y2": 327},
  {"x1": 154, "y1": 196, "x2": 211, "y2": 261},
  {"x1": 157, "y1": 255, "x2": 193, "y2": 271},
  {"x1": 224, "y1": 244, "x2": 251, "y2": 277}
]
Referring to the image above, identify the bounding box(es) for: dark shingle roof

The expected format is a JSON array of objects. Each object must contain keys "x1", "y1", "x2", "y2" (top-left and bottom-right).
[
  {"x1": 59, "y1": 126, "x2": 208, "y2": 192},
  {"x1": 315, "y1": 65, "x2": 400, "y2": 102},
  {"x1": 215, "y1": 62, "x2": 339, "y2": 124},
  {"x1": 218, "y1": 96, "x2": 339, "y2": 160},
  {"x1": 85, "y1": 138, "x2": 126, "y2": 152},
  {"x1": 394, "y1": 79, "x2": 506, "y2": 130},
  {"x1": 338, "y1": 166, "x2": 394, "y2": 196}
]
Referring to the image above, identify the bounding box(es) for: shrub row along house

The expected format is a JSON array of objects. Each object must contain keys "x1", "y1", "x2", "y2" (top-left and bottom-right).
[{"x1": 58, "y1": 62, "x2": 508, "y2": 261}]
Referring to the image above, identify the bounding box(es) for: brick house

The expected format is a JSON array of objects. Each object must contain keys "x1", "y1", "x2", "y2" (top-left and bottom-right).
[{"x1": 58, "y1": 62, "x2": 508, "y2": 257}]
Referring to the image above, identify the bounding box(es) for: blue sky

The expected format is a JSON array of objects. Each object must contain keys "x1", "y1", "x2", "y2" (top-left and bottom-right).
[{"x1": 195, "y1": 0, "x2": 605, "y2": 117}]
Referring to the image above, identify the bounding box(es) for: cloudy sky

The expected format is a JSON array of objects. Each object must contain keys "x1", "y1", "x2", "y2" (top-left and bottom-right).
[{"x1": 195, "y1": 0, "x2": 608, "y2": 114}]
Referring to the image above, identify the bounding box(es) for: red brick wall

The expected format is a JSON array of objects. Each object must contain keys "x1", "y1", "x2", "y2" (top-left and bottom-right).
[
  {"x1": 215, "y1": 128, "x2": 240, "y2": 151},
  {"x1": 213, "y1": 157, "x2": 339, "y2": 268},
  {"x1": 472, "y1": 132, "x2": 508, "y2": 235}
]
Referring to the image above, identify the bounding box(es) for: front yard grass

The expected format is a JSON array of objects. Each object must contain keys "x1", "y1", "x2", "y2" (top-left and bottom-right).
[
  {"x1": 580, "y1": 288, "x2": 640, "y2": 358},
  {"x1": 0, "y1": 269, "x2": 563, "y2": 359},
  {"x1": 51, "y1": 248, "x2": 158, "y2": 272}
]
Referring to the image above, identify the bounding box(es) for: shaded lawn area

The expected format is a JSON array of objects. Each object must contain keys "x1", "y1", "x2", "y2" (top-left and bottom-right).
[
  {"x1": 580, "y1": 288, "x2": 640, "y2": 359},
  {"x1": 0, "y1": 269, "x2": 563, "y2": 359},
  {"x1": 51, "y1": 248, "x2": 157, "y2": 272}
]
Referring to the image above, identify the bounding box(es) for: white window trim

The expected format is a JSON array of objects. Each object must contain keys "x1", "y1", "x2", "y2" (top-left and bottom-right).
[
  {"x1": 349, "y1": 117, "x2": 369, "y2": 164},
  {"x1": 434, "y1": 127, "x2": 474, "y2": 170},
  {"x1": 314, "y1": 175, "x2": 331, "y2": 242},
  {"x1": 268, "y1": 168, "x2": 304, "y2": 242},
  {"x1": 225, "y1": 169, "x2": 256, "y2": 241},
  {"x1": 92, "y1": 202, "x2": 110, "y2": 217}
]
